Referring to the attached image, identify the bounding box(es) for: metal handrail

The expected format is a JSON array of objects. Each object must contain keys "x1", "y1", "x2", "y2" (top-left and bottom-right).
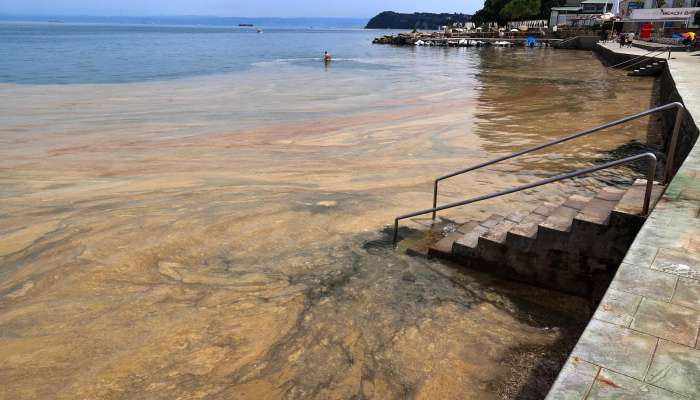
[
  {"x1": 430, "y1": 102, "x2": 684, "y2": 220},
  {"x1": 554, "y1": 36, "x2": 579, "y2": 48},
  {"x1": 607, "y1": 46, "x2": 671, "y2": 70},
  {"x1": 618, "y1": 48, "x2": 671, "y2": 71},
  {"x1": 394, "y1": 153, "x2": 657, "y2": 245}
]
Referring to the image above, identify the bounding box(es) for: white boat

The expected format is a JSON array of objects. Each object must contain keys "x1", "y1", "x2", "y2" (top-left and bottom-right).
[
  {"x1": 494, "y1": 41, "x2": 512, "y2": 47},
  {"x1": 415, "y1": 40, "x2": 425, "y2": 46}
]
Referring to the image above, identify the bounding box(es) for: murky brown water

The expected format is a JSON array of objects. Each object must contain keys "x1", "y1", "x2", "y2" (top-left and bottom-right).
[{"x1": 0, "y1": 48, "x2": 655, "y2": 399}]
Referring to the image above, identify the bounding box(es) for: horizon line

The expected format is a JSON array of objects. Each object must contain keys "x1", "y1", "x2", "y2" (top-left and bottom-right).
[{"x1": 0, "y1": 14, "x2": 379, "y2": 20}]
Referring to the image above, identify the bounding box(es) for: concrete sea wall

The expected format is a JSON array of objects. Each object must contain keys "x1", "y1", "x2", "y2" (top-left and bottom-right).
[{"x1": 546, "y1": 44, "x2": 700, "y2": 399}]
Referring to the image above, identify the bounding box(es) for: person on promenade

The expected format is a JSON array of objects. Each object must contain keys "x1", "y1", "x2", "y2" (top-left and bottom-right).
[
  {"x1": 685, "y1": 32, "x2": 696, "y2": 50},
  {"x1": 627, "y1": 32, "x2": 635, "y2": 47},
  {"x1": 619, "y1": 34, "x2": 626, "y2": 48}
]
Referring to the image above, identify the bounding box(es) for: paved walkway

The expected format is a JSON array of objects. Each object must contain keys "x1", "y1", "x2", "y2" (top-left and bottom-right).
[{"x1": 547, "y1": 43, "x2": 700, "y2": 399}]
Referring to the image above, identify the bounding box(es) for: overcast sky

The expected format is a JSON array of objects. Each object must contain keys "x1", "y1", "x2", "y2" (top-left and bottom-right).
[{"x1": 0, "y1": 0, "x2": 482, "y2": 18}]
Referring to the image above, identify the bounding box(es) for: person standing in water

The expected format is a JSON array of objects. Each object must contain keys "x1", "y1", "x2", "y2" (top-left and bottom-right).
[{"x1": 323, "y1": 51, "x2": 332, "y2": 63}]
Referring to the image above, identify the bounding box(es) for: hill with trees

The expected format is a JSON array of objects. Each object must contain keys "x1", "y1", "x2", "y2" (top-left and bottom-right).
[
  {"x1": 473, "y1": 0, "x2": 564, "y2": 25},
  {"x1": 365, "y1": 12, "x2": 472, "y2": 30}
]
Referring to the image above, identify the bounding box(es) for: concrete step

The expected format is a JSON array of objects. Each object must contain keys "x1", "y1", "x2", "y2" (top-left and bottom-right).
[
  {"x1": 423, "y1": 178, "x2": 667, "y2": 296},
  {"x1": 481, "y1": 215, "x2": 519, "y2": 245},
  {"x1": 613, "y1": 179, "x2": 665, "y2": 216},
  {"x1": 537, "y1": 195, "x2": 592, "y2": 252},
  {"x1": 506, "y1": 210, "x2": 549, "y2": 250},
  {"x1": 533, "y1": 203, "x2": 558, "y2": 217},
  {"x1": 428, "y1": 221, "x2": 478, "y2": 257},
  {"x1": 454, "y1": 214, "x2": 503, "y2": 250},
  {"x1": 575, "y1": 187, "x2": 625, "y2": 225},
  {"x1": 540, "y1": 195, "x2": 591, "y2": 233}
]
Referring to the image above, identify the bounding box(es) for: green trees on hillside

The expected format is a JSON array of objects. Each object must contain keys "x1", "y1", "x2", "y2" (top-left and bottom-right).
[
  {"x1": 365, "y1": 11, "x2": 473, "y2": 29},
  {"x1": 474, "y1": 0, "x2": 563, "y2": 25},
  {"x1": 501, "y1": 0, "x2": 541, "y2": 20}
]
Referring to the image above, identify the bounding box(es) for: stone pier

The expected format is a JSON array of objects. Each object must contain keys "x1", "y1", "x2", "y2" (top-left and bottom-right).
[{"x1": 546, "y1": 44, "x2": 700, "y2": 399}]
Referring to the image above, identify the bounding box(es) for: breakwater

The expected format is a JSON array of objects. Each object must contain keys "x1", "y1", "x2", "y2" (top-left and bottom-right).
[{"x1": 373, "y1": 31, "x2": 563, "y2": 47}]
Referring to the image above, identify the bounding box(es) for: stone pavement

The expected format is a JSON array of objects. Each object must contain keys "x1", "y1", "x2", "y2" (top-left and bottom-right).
[{"x1": 547, "y1": 43, "x2": 700, "y2": 399}]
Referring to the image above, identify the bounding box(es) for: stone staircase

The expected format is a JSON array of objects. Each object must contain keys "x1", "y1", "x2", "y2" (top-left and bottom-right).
[
  {"x1": 628, "y1": 60, "x2": 666, "y2": 77},
  {"x1": 427, "y1": 180, "x2": 665, "y2": 297}
]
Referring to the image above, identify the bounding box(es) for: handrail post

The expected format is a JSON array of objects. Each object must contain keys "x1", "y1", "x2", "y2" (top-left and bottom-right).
[
  {"x1": 665, "y1": 104, "x2": 684, "y2": 184},
  {"x1": 393, "y1": 218, "x2": 399, "y2": 245},
  {"x1": 643, "y1": 156, "x2": 657, "y2": 216},
  {"x1": 432, "y1": 180, "x2": 439, "y2": 220}
]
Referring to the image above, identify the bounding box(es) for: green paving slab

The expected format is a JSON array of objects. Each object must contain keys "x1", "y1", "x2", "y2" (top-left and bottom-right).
[
  {"x1": 620, "y1": 244, "x2": 658, "y2": 267},
  {"x1": 570, "y1": 319, "x2": 657, "y2": 380},
  {"x1": 630, "y1": 297, "x2": 700, "y2": 347},
  {"x1": 651, "y1": 248, "x2": 700, "y2": 281},
  {"x1": 646, "y1": 340, "x2": 700, "y2": 398},
  {"x1": 587, "y1": 369, "x2": 685, "y2": 399},
  {"x1": 609, "y1": 263, "x2": 677, "y2": 301},
  {"x1": 593, "y1": 288, "x2": 641, "y2": 327},
  {"x1": 672, "y1": 277, "x2": 700, "y2": 311}
]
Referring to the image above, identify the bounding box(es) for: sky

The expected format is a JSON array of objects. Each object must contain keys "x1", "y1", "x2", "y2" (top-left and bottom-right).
[{"x1": 0, "y1": 0, "x2": 483, "y2": 18}]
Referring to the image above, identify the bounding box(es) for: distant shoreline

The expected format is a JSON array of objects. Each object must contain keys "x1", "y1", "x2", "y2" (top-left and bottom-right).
[{"x1": 0, "y1": 15, "x2": 370, "y2": 29}]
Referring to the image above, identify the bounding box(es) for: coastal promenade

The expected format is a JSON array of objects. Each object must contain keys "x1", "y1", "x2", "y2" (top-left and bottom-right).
[{"x1": 547, "y1": 43, "x2": 700, "y2": 398}]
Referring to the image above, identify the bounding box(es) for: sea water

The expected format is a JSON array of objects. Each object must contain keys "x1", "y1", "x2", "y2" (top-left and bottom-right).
[{"x1": 0, "y1": 22, "x2": 656, "y2": 399}]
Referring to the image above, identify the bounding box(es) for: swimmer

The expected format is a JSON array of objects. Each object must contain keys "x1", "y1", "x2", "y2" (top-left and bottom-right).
[{"x1": 323, "y1": 51, "x2": 332, "y2": 62}]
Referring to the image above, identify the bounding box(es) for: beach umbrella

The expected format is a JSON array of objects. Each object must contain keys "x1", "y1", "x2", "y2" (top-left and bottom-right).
[
  {"x1": 680, "y1": 32, "x2": 690, "y2": 38},
  {"x1": 526, "y1": 37, "x2": 538, "y2": 44},
  {"x1": 510, "y1": 28, "x2": 519, "y2": 32},
  {"x1": 671, "y1": 34, "x2": 682, "y2": 39}
]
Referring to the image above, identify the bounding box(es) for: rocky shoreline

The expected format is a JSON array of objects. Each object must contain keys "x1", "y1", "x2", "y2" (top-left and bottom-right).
[{"x1": 372, "y1": 31, "x2": 560, "y2": 47}]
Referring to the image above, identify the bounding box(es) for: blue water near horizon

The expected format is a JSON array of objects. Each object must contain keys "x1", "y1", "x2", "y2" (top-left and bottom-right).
[{"x1": 0, "y1": 22, "x2": 409, "y2": 85}]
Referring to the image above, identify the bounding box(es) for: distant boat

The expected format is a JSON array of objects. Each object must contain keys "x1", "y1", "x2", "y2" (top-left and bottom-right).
[{"x1": 239, "y1": 23, "x2": 254, "y2": 27}]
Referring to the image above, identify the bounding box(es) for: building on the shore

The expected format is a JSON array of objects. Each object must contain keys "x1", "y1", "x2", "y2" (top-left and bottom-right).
[
  {"x1": 549, "y1": 0, "x2": 614, "y2": 27},
  {"x1": 620, "y1": 0, "x2": 699, "y2": 33},
  {"x1": 549, "y1": 0, "x2": 699, "y2": 31}
]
